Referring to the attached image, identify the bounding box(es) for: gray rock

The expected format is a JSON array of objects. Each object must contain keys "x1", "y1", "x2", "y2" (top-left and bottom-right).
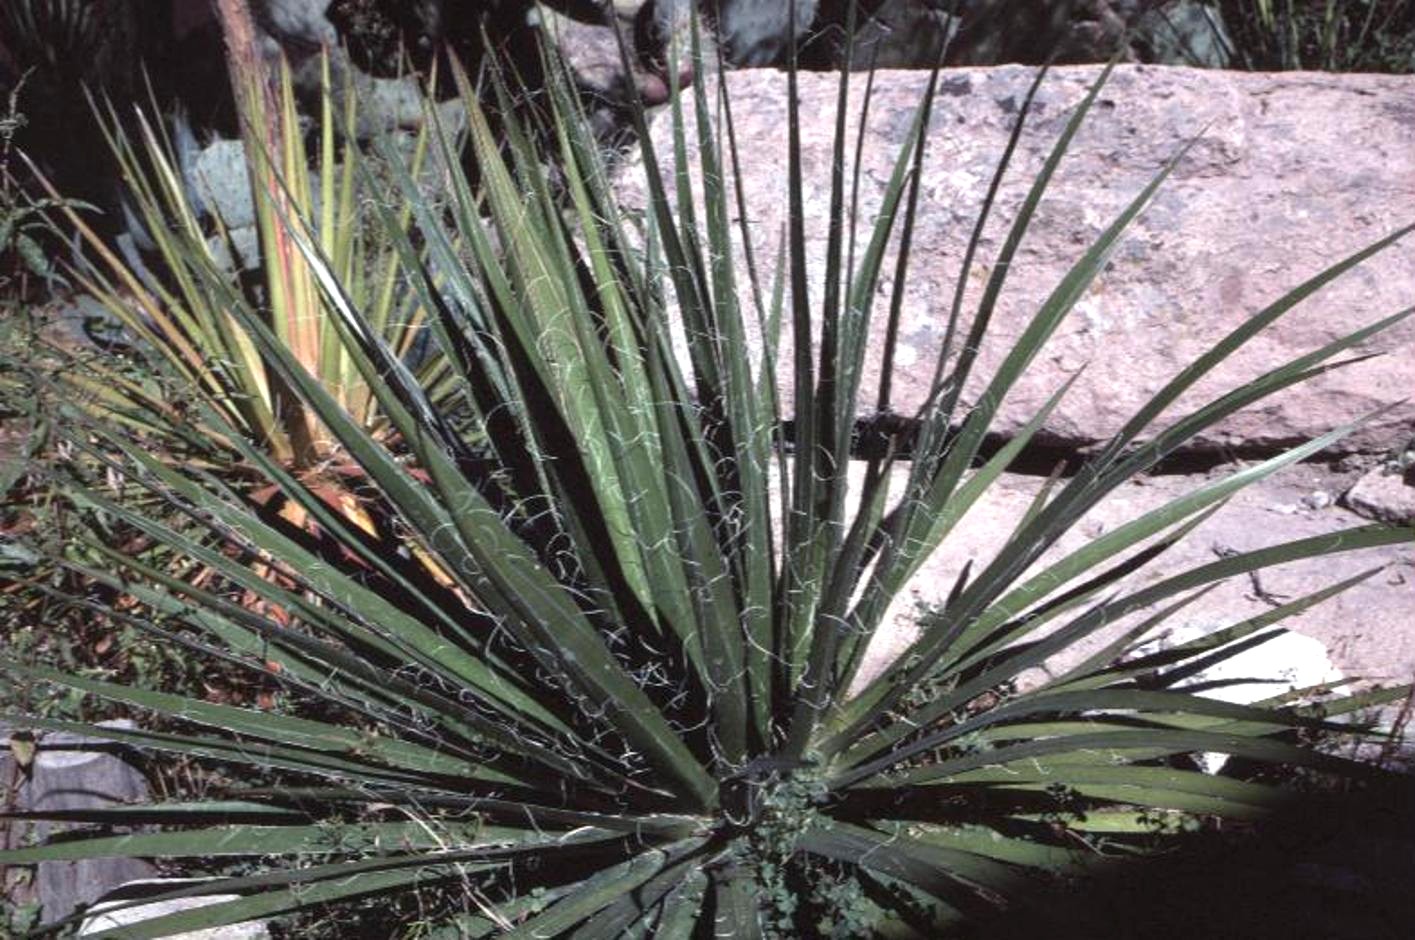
[
  {"x1": 616, "y1": 65, "x2": 1415, "y2": 457},
  {"x1": 80, "y1": 879, "x2": 270, "y2": 939},
  {"x1": 1138, "y1": 1, "x2": 1233, "y2": 67},
  {"x1": 714, "y1": 0, "x2": 820, "y2": 66},
  {"x1": 207, "y1": 225, "x2": 263, "y2": 274},
  {"x1": 1301, "y1": 489, "x2": 1334, "y2": 511},
  {"x1": 1345, "y1": 468, "x2": 1415, "y2": 525},
  {"x1": 540, "y1": 6, "x2": 682, "y2": 110},
  {"x1": 180, "y1": 137, "x2": 274, "y2": 273},
  {"x1": 833, "y1": 462, "x2": 1415, "y2": 700},
  {"x1": 1, "y1": 720, "x2": 159, "y2": 926},
  {"x1": 190, "y1": 139, "x2": 257, "y2": 232},
  {"x1": 286, "y1": 53, "x2": 467, "y2": 140},
  {"x1": 256, "y1": 0, "x2": 337, "y2": 48},
  {"x1": 1128, "y1": 622, "x2": 1342, "y2": 772},
  {"x1": 245, "y1": 1, "x2": 458, "y2": 141},
  {"x1": 664, "y1": 2, "x2": 1223, "y2": 73}
]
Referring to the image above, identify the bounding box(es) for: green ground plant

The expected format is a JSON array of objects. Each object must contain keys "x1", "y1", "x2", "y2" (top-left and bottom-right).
[
  {"x1": 1, "y1": 15, "x2": 1413, "y2": 937},
  {"x1": 1217, "y1": 0, "x2": 1415, "y2": 72},
  {"x1": 0, "y1": 69, "x2": 91, "y2": 294}
]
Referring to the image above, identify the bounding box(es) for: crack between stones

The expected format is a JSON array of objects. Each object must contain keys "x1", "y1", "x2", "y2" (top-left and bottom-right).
[{"x1": 779, "y1": 416, "x2": 1375, "y2": 479}]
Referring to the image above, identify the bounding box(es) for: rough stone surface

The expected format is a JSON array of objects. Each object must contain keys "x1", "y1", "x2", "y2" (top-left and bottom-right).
[
  {"x1": 190, "y1": 139, "x2": 257, "y2": 232},
  {"x1": 258, "y1": 0, "x2": 339, "y2": 51},
  {"x1": 1346, "y1": 467, "x2": 1415, "y2": 525},
  {"x1": 1133, "y1": 622, "x2": 1344, "y2": 707},
  {"x1": 539, "y1": 7, "x2": 683, "y2": 113},
  {"x1": 1, "y1": 721, "x2": 158, "y2": 926},
  {"x1": 1130, "y1": 622, "x2": 1342, "y2": 772},
  {"x1": 616, "y1": 65, "x2": 1415, "y2": 457},
  {"x1": 849, "y1": 463, "x2": 1415, "y2": 700}
]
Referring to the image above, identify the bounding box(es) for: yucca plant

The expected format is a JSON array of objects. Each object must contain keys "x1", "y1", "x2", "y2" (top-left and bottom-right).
[
  {"x1": 2, "y1": 14, "x2": 1413, "y2": 936},
  {"x1": 35, "y1": 48, "x2": 449, "y2": 469},
  {"x1": 15, "y1": 48, "x2": 467, "y2": 613},
  {"x1": 0, "y1": 0, "x2": 112, "y2": 87}
]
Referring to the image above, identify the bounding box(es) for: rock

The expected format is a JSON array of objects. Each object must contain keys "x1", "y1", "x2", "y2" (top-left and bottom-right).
[
  {"x1": 1, "y1": 720, "x2": 158, "y2": 927},
  {"x1": 1142, "y1": 624, "x2": 1344, "y2": 706},
  {"x1": 757, "y1": 455, "x2": 1413, "y2": 731},
  {"x1": 1345, "y1": 468, "x2": 1415, "y2": 525},
  {"x1": 1052, "y1": 0, "x2": 1143, "y2": 62},
  {"x1": 190, "y1": 139, "x2": 257, "y2": 232},
  {"x1": 1136, "y1": 0, "x2": 1233, "y2": 67},
  {"x1": 207, "y1": 226, "x2": 263, "y2": 275},
  {"x1": 539, "y1": 6, "x2": 682, "y2": 113},
  {"x1": 1129, "y1": 623, "x2": 1343, "y2": 772},
  {"x1": 258, "y1": 0, "x2": 339, "y2": 49},
  {"x1": 80, "y1": 879, "x2": 270, "y2": 939},
  {"x1": 615, "y1": 65, "x2": 1415, "y2": 457},
  {"x1": 1301, "y1": 489, "x2": 1334, "y2": 511},
  {"x1": 128, "y1": 133, "x2": 265, "y2": 275},
  {"x1": 541, "y1": 10, "x2": 636, "y2": 101},
  {"x1": 172, "y1": 101, "x2": 461, "y2": 274},
  {"x1": 712, "y1": 0, "x2": 820, "y2": 66},
  {"x1": 847, "y1": 463, "x2": 1415, "y2": 698}
]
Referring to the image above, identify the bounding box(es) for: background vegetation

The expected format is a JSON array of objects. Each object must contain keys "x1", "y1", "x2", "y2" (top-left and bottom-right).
[{"x1": 1218, "y1": 0, "x2": 1415, "y2": 72}]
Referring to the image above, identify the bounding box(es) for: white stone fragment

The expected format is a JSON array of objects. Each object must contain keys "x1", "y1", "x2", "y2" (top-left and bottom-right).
[
  {"x1": 1137, "y1": 624, "x2": 1344, "y2": 774},
  {"x1": 80, "y1": 880, "x2": 269, "y2": 940}
]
